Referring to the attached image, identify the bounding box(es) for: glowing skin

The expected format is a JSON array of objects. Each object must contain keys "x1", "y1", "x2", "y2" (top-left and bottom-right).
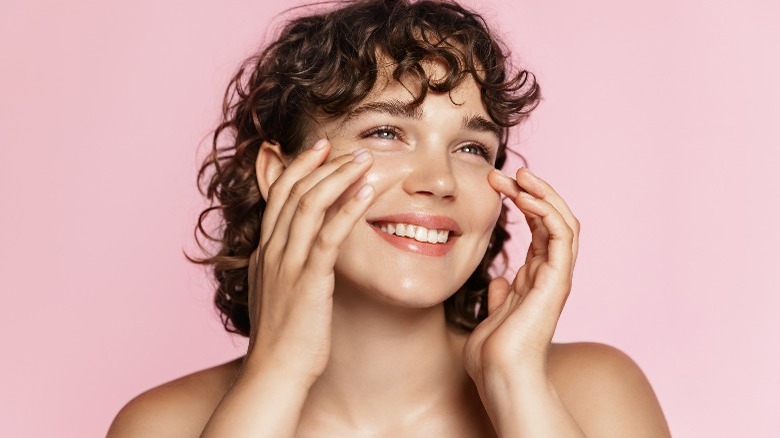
[
  {"x1": 111, "y1": 60, "x2": 669, "y2": 438},
  {"x1": 313, "y1": 65, "x2": 503, "y2": 309}
]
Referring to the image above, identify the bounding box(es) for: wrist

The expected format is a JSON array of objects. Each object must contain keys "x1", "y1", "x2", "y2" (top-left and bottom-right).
[
  {"x1": 239, "y1": 353, "x2": 319, "y2": 391},
  {"x1": 482, "y1": 362, "x2": 548, "y2": 399},
  {"x1": 482, "y1": 371, "x2": 584, "y2": 438},
  {"x1": 482, "y1": 367, "x2": 554, "y2": 412},
  {"x1": 200, "y1": 354, "x2": 314, "y2": 438}
]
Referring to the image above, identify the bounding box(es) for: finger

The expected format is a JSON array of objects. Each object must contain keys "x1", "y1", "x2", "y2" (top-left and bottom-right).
[
  {"x1": 487, "y1": 276, "x2": 511, "y2": 315},
  {"x1": 490, "y1": 168, "x2": 579, "y2": 271},
  {"x1": 513, "y1": 190, "x2": 574, "y2": 274},
  {"x1": 488, "y1": 168, "x2": 525, "y2": 199},
  {"x1": 515, "y1": 168, "x2": 580, "y2": 266},
  {"x1": 283, "y1": 149, "x2": 374, "y2": 264},
  {"x1": 509, "y1": 196, "x2": 574, "y2": 338},
  {"x1": 522, "y1": 209, "x2": 550, "y2": 259},
  {"x1": 264, "y1": 150, "x2": 354, "y2": 248},
  {"x1": 260, "y1": 139, "x2": 331, "y2": 246},
  {"x1": 488, "y1": 170, "x2": 551, "y2": 258},
  {"x1": 507, "y1": 264, "x2": 573, "y2": 345},
  {"x1": 304, "y1": 182, "x2": 376, "y2": 276}
]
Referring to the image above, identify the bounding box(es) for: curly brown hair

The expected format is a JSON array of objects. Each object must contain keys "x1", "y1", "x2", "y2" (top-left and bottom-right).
[{"x1": 187, "y1": 0, "x2": 541, "y2": 337}]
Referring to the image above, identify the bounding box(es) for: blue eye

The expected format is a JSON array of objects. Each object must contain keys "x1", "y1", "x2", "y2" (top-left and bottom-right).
[
  {"x1": 460, "y1": 144, "x2": 483, "y2": 155},
  {"x1": 364, "y1": 126, "x2": 399, "y2": 140},
  {"x1": 459, "y1": 143, "x2": 490, "y2": 159}
]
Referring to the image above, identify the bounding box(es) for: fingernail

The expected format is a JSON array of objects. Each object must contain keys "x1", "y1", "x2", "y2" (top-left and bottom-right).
[
  {"x1": 493, "y1": 169, "x2": 512, "y2": 180},
  {"x1": 313, "y1": 139, "x2": 328, "y2": 150},
  {"x1": 353, "y1": 148, "x2": 371, "y2": 162},
  {"x1": 356, "y1": 184, "x2": 373, "y2": 199}
]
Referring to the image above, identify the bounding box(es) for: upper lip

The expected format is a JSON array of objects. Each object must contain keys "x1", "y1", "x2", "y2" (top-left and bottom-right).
[{"x1": 367, "y1": 213, "x2": 462, "y2": 235}]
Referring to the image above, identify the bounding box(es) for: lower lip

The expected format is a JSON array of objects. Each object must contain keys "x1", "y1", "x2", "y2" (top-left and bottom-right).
[{"x1": 370, "y1": 226, "x2": 457, "y2": 257}]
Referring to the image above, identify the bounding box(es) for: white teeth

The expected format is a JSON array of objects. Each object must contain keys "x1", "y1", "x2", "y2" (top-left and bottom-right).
[{"x1": 375, "y1": 221, "x2": 452, "y2": 244}]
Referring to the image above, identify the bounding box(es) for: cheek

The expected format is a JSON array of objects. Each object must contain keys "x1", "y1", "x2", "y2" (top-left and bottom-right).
[
  {"x1": 365, "y1": 149, "x2": 408, "y2": 176},
  {"x1": 458, "y1": 166, "x2": 503, "y2": 231},
  {"x1": 322, "y1": 151, "x2": 389, "y2": 207},
  {"x1": 323, "y1": 159, "x2": 399, "y2": 220},
  {"x1": 347, "y1": 154, "x2": 406, "y2": 198},
  {"x1": 485, "y1": 186, "x2": 503, "y2": 228}
]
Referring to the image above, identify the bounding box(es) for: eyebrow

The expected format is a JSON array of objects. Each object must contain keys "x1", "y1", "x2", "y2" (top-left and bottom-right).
[
  {"x1": 462, "y1": 114, "x2": 502, "y2": 139},
  {"x1": 340, "y1": 100, "x2": 423, "y2": 126},
  {"x1": 339, "y1": 99, "x2": 502, "y2": 139}
]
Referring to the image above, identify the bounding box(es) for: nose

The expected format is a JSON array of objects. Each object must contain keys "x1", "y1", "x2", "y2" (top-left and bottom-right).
[{"x1": 401, "y1": 146, "x2": 457, "y2": 200}]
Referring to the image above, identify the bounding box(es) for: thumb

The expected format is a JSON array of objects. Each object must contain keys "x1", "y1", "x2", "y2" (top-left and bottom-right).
[{"x1": 487, "y1": 276, "x2": 511, "y2": 315}]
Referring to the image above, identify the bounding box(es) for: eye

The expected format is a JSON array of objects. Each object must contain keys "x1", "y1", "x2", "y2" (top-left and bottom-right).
[
  {"x1": 362, "y1": 126, "x2": 401, "y2": 141},
  {"x1": 458, "y1": 143, "x2": 492, "y2": 161}
]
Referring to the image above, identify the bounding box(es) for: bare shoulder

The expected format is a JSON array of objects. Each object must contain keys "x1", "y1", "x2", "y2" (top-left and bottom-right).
[
  {"x1": 106, "y1": 357, "x2": 243, "y2": 438},
  {"x1": 548, "y1": 342, "x2": 671, "y2": 437}
]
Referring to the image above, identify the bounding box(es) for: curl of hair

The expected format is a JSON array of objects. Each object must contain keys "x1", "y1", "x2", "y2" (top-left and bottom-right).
[{"x1": 186, "y1": 0, "x2": 541, "y2": 337}]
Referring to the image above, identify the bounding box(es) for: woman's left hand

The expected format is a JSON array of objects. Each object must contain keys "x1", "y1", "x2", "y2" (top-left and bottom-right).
[{"x1": 463, "y1": 166, "x2": 580, "y2": 406}]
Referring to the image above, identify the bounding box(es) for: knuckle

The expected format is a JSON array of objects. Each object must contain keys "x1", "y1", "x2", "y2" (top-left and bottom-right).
[
  {"x1": 267, "y1": 180, "x2": 285, "y2": 199},
  {"x1": 563, "y1": 225, "x2": 575, "y2": 240},
  {"x1": 278, "y1": 262, "x2": 298, "y2": 282},
  {"x1": 289, "y1": 180, "x2": 307, "y2": 199},
  {"x1": 339, "y1": 197, "x2": 361, "y2": 215},
  {"x1": 572, "y1": 217, "x2": 581, "y2": 232},
  {"x1": 314, "y1": 232, "x2": 337, "y2": 251},
  {"x1": 263, "y1": 237, "x2": 282, "y2": 260},
  {"x1": 296, "y1": 192, "x2": 319, "y2": 214}
]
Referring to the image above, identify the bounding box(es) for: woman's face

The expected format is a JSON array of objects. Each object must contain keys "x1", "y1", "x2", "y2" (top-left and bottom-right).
[{"x1": 312, "y1": 64, "x2": 503, "y2": 308}]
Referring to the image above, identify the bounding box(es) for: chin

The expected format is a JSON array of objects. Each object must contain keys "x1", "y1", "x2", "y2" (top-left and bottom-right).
[
  {"x1": 335, "y1": 250, "x2": 473, "y2": 309},
  {"x1": 333, "y1": 264, "x2": 463, "y2": 309}
]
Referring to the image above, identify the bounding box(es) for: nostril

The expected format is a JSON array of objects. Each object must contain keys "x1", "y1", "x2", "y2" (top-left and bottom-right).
[{"x1": 401, "y1": 164, "x2": 458, "y2": 198}]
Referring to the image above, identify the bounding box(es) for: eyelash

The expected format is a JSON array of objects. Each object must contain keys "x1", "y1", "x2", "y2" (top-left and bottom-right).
[
  {"x1": 363, "y1": 126, "x2": 403, "y2": 141},
  {"x1": 458, "y1": 144, "x2": 492, "y2": 160},
  {"x1": 360, "y1": 125, "x2": 494, "y2": 161}
]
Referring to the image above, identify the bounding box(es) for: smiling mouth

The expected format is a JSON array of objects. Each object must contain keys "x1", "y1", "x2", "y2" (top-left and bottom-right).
[{"x1": 371, "y1": 221, "x2": 451, "y2": 244}]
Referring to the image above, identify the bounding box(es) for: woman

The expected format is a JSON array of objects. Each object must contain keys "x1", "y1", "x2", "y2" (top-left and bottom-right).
[{"x1": 108, "y1": 0, "x2": 670, "y2": 436}]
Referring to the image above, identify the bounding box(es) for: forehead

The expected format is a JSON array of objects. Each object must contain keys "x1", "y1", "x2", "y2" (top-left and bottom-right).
[
  {"x1": 302, "y1": 52, "x2": 502, "y2": 146},
  {"x1": 328, "y1": 58, "x2": 493, "y2": 128},
  {"x1": 372, "y1": 56, "x2": 486, "y2": 108}
]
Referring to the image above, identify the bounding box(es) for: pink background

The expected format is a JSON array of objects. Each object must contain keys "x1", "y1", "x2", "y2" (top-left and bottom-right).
[{"x1": 2, "y1": 0, "x2": 778, "y2": 436}]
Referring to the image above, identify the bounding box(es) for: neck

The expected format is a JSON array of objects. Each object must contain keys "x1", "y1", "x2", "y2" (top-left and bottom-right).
[{"x1": 299, "y1": 280, "x2": 473, "y2": 431}]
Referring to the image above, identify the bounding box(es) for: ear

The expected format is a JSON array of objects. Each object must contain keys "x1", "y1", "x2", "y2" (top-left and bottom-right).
[{"x1": 255, "y1": 141, "x2": 287, "y2": 201}]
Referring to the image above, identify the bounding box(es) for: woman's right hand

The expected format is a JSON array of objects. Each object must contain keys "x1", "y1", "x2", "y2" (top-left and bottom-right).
[{"x1": 242, "y1": 139, "x2": 375, "y2": 385}]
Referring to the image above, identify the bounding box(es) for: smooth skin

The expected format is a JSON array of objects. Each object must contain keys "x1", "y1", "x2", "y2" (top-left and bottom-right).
[{"x1": 108, "y1": 68, "x2": 671, "y2": 437}]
